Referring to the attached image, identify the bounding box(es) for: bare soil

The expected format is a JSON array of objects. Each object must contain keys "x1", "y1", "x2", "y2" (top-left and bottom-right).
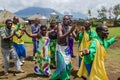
[{"x1": 0, "y1": 39, "x2": 120, "y2": 80}]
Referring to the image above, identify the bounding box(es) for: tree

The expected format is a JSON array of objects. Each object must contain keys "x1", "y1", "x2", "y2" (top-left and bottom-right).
[
  {"x1": 113, "y1": 4, "x2": 120, "y2": 20},
  {"x1": 108, "y1": 7, "x2": 113, "y2": 19},
  {"x1": 88, "y1": 9, "x2": 92, "y2": 19},
  {"x1": 97, "y1": 6, "x2": 107, "y2": 21}
]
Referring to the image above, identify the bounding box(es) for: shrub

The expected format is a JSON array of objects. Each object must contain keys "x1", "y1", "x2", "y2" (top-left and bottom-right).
[{"x1": 0, "y1": 23, "x2": 5, "y2": 28}]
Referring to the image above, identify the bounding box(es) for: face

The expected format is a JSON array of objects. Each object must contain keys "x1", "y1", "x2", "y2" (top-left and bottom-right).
[
  {"x1": 63, "y1": 16, "x2": 71, "y2": 26},
  {"x1": 6, "y1": 21, "x2": 12, "y2": 28},
  {"x1": 41, "y1": 27, "x2": 47, "y2": 36},
  {"x1": 84, "y1": 21, "x2": 91, "y2": 30},
  {"x1": 50, "y1": 22, "x2": 56, "y2": 28},
  {"x1": 13, "y1": 17, "x2": 19, "y2": 24},
  {"x1": 101, "y1": 26, "x2": 109, "y2": 39},
  {"x1": 35, "y1": 19, "x2": 40, "y2": 25}
]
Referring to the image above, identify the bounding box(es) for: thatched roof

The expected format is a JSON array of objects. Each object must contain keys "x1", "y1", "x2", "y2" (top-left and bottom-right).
[
  {"x1": 27, "y1": 13, "x2": 48, "y2": 20},
  {"x1": 0, "y1": 9, "x2": 24, "y2": 23}
]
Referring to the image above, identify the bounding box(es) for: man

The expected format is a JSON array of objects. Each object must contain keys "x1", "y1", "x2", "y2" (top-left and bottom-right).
[
  {"x1": 0, "y1": 19, "x2": 24, "y2": 75},
  {"x1": 77, "y1": 25, "x2": 116, "y2": 80},
  {"x1": 51, "y1": 15, "x2": 75, "y2": 80},
  {"x1": 31, "y1": 18, "x2": 41, "y2": 60},
  {"x1": 12, "y1": 16, "x2": 26, "y2": 65},
  {"x1": 74, "y1": 21, "x2": 97, "y2": 67}
]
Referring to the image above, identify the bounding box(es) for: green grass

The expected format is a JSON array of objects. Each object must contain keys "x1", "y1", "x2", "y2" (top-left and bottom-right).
[
  {"x1": 74, "y1": 27, "x2": 120, "y2": 44},
  {"x1": 22, "y1": 27, "x2": 120, "y2": 44},
  {"x1": 92, "y1": 27, "x2": 120, "y2": 38},
  {"x1": 22, "y1": 34, "x2": 32, "y2": 43},
  {"x1": 108, "y1": 27, "x2": 120, "y2": 38}
]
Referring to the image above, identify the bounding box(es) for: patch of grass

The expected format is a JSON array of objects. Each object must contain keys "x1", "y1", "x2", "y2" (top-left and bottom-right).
[
  {"x1": 108, "y1": 27, "x2": 120, "y2": 38},
  {"x1": 22, "y1": 34, "x2": 32, "y2": 44},
  {"x1": 92, "y1": 27, "x2": 120, "y2": 38}
]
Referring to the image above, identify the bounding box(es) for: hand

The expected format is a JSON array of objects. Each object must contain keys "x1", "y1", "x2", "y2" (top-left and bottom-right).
[
  {"x1": 115, "y1": 38, "x2": 119, "y2": 42},
  {"x1": 80, "y1": 48, "x2": 90, "y2": 56},
  {"x1": 19, "y1": 27, "x2": 26, "y2": 32},
  {"x1": 70, "y1": 24, "x2": 76, "y2": 33}
]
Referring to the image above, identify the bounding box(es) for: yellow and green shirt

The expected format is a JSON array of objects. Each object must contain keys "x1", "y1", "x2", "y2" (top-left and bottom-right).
[
  {"x1": 12, "y1": 23, "x2": 24, "y2": 44},
  {"x1": 84, "y1": 36, "x2": 116, "y2": 64}
]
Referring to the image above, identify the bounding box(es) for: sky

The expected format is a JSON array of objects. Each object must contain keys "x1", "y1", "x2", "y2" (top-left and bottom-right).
[{"x1": 0, "y1": 0, "x2": 120, "y2": 17}]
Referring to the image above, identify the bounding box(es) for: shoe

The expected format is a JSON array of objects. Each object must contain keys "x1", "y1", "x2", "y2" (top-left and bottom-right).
[
  {"x1": 4, "y1": 72, "x2": 9, "y2": 76},
  {"x1": 22, "y1": 60, "x2": 25, "y2": 63},
  {"x1": 20, "y1": 62, "x2": 23, "y2": 66},
  {"x1": 16, "y1": 69, "x2": 24, "y2": 73}
]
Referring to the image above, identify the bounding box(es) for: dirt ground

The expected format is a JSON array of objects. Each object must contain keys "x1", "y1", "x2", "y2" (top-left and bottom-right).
[{"x1": 0, "y1": 39, "x2": 120, "y2": 80}]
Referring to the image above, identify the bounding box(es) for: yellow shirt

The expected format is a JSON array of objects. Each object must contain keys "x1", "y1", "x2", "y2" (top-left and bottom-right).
[{"x1": 12, "y1": 24, "x2": 24, "y2": 44}]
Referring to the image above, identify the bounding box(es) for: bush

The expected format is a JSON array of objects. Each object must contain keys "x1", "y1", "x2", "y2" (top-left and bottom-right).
[
  {"x1": 92, "y1": 21, "x2": 102, "y2": 27},
  {"x1": 0, "y1": 23, "x2": 5, "y2": 28}
]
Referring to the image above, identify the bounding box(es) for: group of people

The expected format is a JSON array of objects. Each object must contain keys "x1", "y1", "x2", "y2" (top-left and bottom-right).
[{"x1": 0, "y1": 15, "x2": 116, "y2": 80}]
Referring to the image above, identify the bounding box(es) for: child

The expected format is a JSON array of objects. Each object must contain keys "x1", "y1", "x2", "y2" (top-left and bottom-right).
[{"x1": 23, "y1": 25, "x2": 57, "y2": 76}]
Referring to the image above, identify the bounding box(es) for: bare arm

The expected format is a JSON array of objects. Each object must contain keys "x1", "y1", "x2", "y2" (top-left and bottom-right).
[
  {"x1": 72, "y1": 31, "x2": 78, "y2": 40},
  {"x1": 21, "y1": 28, "x2": 42, "y2": 38},
  {"x1": 25, "y1": 30, "x2": 39, "y2": 38},
  {"x1": 47, "y1": 25, "x2": 58, "y2": 34}
]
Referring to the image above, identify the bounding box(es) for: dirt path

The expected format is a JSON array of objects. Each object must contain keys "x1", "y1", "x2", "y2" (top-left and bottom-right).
[{"x1": 0, "y1": 40, "x2": 120, "y2": 80}]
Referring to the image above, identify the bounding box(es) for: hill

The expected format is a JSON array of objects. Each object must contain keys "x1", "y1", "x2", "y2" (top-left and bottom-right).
[
  {"x1": 15, "y1": 7, "x2": 87, "y2": 19},
  {"x1": 14, "y1": 7, "x2": 63, "y2": 18}
]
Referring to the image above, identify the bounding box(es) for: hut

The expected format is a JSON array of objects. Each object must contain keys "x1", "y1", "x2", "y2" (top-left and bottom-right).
[
  {"x1": 0, "y1": 9, "x2": 24, "y2": 23},
  {"x1": 27, "y1": 13, "x2": 48, "y2": 25}
]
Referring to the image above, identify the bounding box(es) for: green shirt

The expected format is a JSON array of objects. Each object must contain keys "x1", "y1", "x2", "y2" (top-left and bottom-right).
[
  {"x1": 78, "y1": 29, "x2": 97, "y2": 44},
  {"x1": 0, "y1": 27, "x2": 15, "y2": 49},
  {"x1": 84, "y1": 36, "x2": 116, "y2": 64}
]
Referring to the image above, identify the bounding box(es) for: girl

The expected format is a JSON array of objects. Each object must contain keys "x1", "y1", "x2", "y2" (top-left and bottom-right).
[{"x1": 23, "y1": 25, "x2": 57, "y2": 76}]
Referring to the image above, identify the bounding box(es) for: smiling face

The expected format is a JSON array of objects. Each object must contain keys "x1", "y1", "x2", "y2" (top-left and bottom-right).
[
  {"x1": 101, "y1": 26, "x2": 109, "y2": 39},
  {"x1": 5, "y1": 19, "x2": 13, "y2": 29},
  {"x1": 40, "y1": 25, "x2": 47, "y2": 36},
  {"x1": 96, "y1": 25, "x2": 109, "y2": 40}
]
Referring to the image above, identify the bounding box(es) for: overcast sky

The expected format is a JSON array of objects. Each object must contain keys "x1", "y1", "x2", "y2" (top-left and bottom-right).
[{"x1": 0, "y1": 0, "x2": 120, "y2": 17}]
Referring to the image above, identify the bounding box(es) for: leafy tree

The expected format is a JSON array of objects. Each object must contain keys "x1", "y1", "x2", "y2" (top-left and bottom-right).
[
  {"x1": 108, "y1": 7, "x2": 113, "y2": 19},
  {"x1": 97, "y1": 6, "x2": 107, "y2": 21},
  {"x1": 113, "y1": 4, "x2": 120, "y2": 20},
  {"x1": 88, "y1": 9, "x2": 92, "y2": 19}
]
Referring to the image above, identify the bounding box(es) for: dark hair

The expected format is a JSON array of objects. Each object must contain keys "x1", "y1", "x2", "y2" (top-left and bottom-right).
[
  {"x1": 5, "y1": 19, "x2": 12, "y2": 24},
  {"x1": 96, "y1": 24, "x2": 104, "y2": 33},
  {"x1": 63, "y1": 15, "x2": 71, "y2": 20},
  {"x1": 40, "y1": 25, "x2": 47, "y2": 30}
]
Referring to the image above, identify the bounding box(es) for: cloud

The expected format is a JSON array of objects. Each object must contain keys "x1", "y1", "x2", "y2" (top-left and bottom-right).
[{"x1": 0, "y1": 0, "x2": 120, "y2": 17}]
